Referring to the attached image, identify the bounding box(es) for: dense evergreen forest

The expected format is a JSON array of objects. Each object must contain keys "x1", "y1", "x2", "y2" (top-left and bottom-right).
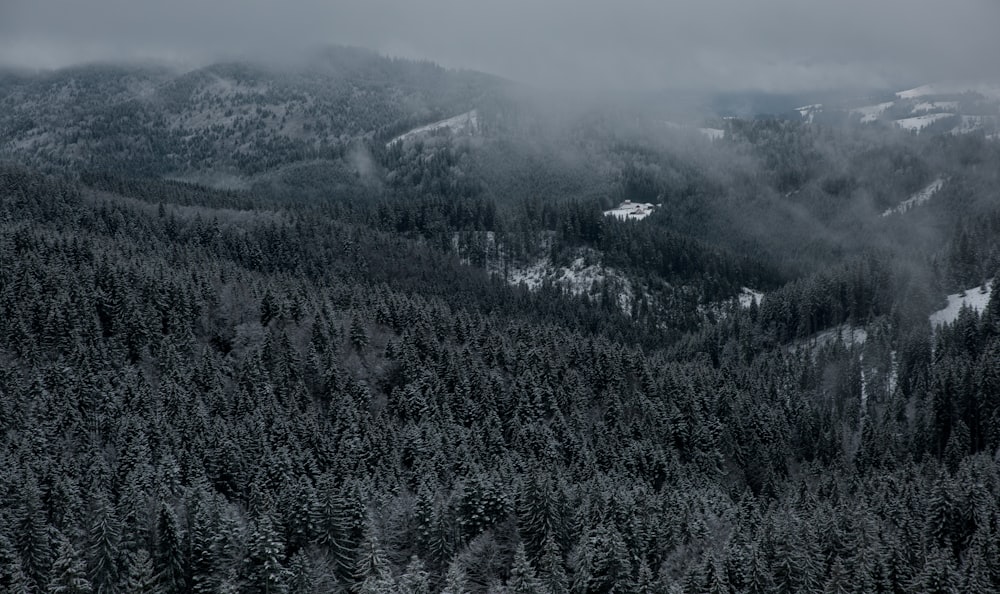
[{"x1": 3, "y1": 49, "x2": 1000, "y2": 593}]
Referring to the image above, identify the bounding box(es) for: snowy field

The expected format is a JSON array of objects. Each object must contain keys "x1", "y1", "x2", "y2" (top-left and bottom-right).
[
  {"x1": 851, "y1": 102, "x2": 894, "y2": 123},
  {"x1": 789, "y1": 325, "x2": 868, "y2": 355},
  {"x1": 882, "y1": 178, "x2": 944, "y2": 216},
  {"x1": 912, "y1": 101, "x2": 959, "y2": 113},
  {"x1": 894, "y1": 113, "x2": 954, "y2": 131},
  {"x1": 929, "y1": 280, "x2": 994, "y2": 327},
  {"x1": 506, "y1": 257, "x2": 634, "y2": 313},
  {"x1": 387, "y1": 110, "x2": 478, "y2": 146}
]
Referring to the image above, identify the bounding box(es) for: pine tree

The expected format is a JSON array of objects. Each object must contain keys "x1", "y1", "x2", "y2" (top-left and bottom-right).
[
  {"x1": 909, "y1": 547, "x2": 960, "y2": 594},
  {"x1": 0, "y1": 531, "x2": 31, "y2": 593},
  {"x1": 350, "y1": 316, "x2": 369, "y2": 352},
  {"x1": 441, "y1": 559, "x2": 470, "y2": 594},
  {"x1": 154, "y1": 505, "x2": 186, "y2": 594},
  {"x1": 537, "y1": 534, "x2": 569, "y2": 594},
  {"x1": 507, "y1": 544, "x2": 544, "y2": 594},
  {"x1": 19, "y1": 474, "x2": 53, "y2": 592},
  {"x1": 244, "y1": 513, "x2": 289, "y2": 594},
  {"x1": 87, "y1": 494, "x2": 121, "y2": 594},
  {"x1": 399, "y1": 555, "x2": 431, "y2": 594},
  {"x1": 354, "y1": 520, "x2": 395, "y2": 593},
  {"x1": 121, "y1": 549, "x2": 157, "y2": 593},
  {"x1": 48, "y1": 535, "x2": 93, "y2": 594}
]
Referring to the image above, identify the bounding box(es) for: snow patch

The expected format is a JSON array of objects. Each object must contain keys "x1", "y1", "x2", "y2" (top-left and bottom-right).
[
  {"x1": 789, "y1": 325, "x2": 867, "y2": 355},
  {"x1": 604, "y1": 200, "x2": 656, "y2": 221},
  {"x1": 894, "y1": 113, "x2": 954, "y2": 131},
  {"x1": 929, "y1": 280, "x2": 993, "y2": 327},
  {"x1": 388, "y1": 110, "x2": 478, "y2": 146},
  {"x1": 698, "y1": 128, "x2": 725, "y2": 141},
  {"x1": 739, "y1": 287, "x2": 763, "y2": 308},
  {"x1": 851, "y1": 102, "x2": 894, "y2": 123},
  {"x1": 912, "y1": 101, "x2": 959, "y2": 113},
  {"x1": 505, "y1": 256, "x2": 635, "y2": 313},
  {"x1": 796, "y1": 104, "x2": 823, "y2": 124},
  {"x1": 882, "y1": 178, "x2": 945, "y2": 216}
]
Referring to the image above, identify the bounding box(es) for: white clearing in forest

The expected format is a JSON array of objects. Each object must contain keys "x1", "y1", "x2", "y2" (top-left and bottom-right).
[
  {"x1": 505, "y1": 256, "x2": 635, "y2": 313},
  {"x1": 851, "y1": 102, "x2": 894, "y2": 123},
  {"x1": 789, "y1": 325, "x2": 867, "y2": 355},
  {"x1": 796, "y1": 104, "x2": 823, "y2": 124},
  {"x1": 912, "y1": 101, "x2": 959, "y2": 113},
  {"x1": 882, "y1": 178, "x2": 944, "y2": 216},
  {"x1": 387, "y1": 110, "x2": 478, "y2": 146},
  {"x1": 604, "y1": 200, "x2": 656, "y2": 221},
  {"x1": 929, "y1": 280, "x2": 993, "y2": 327},
  {"x1": 699, "y1": 128, "x2": 725, "y2": 141},
  {"x1": 895, "y1": 113, "x2": 954, "y2": 131},
  {"x1": 739, "y1": 287, "x2": 763, "y2": 308}
]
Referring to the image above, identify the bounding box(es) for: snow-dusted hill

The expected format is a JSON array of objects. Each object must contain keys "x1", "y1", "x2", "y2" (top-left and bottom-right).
[{"x1": 801, "y1": 82, "x2": 1000, "y2": 136}]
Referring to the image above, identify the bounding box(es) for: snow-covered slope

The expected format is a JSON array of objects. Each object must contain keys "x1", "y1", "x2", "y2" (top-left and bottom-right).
[
  {"x1": 882, "y1": 178, "x2": 945, "y2": 216},
  {"x1": 504, "y1": 256, "x2": 635, "y2": 313},
  {"x1": 929, "y1": 280, "x2": 994, "y2": 327},
  {"x1": 894, "y1": 113, "x2": 954, "y2": 131},
  {"x1": 796, "y1": 104, "x2": 823, "y2": 124},
  {"x1": 851, "y1": 102, "x2": 894, "y2": 123},
  {"x1": 388, "y1": 110, "x2": 478, "y2": 146},
  {"x1": 788, "y1": 324, "x2": 868, "y2": 355}
]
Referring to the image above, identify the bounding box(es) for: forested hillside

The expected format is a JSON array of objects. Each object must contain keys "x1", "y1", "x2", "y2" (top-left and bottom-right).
[{"x1": 3, "y1": 49, "x2": 1000, "y2": 593}]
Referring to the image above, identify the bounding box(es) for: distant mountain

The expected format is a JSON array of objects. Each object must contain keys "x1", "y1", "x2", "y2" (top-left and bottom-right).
[
  {"x1": 0, "y1": 46, "x2": 511, "y2": 177},
  {"x1": 789, "y1": 81, "x2": 1000, "y2": 136}
]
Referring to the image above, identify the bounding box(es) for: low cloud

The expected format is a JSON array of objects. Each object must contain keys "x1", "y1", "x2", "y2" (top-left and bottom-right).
[{"x1": 2, "y1": 0, "x2": 999, "y2": 92}]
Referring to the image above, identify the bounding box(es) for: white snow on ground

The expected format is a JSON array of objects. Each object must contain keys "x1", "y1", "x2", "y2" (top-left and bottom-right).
[
  {"x1": 882, "y1": 178, "x2": 945, "y2": 216},
  {"x1": 887, "y1": 351, "x2": 898, "y2": 396},
  {"x1": 604, "y1": 201, "x2": 657, "y2": 221},
  {"x1": 851, "y1": 102, "x2": 894, "y2": 123},
  {"x1": 739, "y1": 287, "x2": 763, "y2": 308},
  {"x1": 912, "y1": 101, "x2": 959, "y2": 113},
  {"x1": 789, "y1": 325, "x2": 867, "y2": 355},
  {"x1": 387, "y1": 110, "x2": 478, "y2": 146},
  {"x1": 506, "y1": 256, "x2": 635, "y2": 313},
  {"x1": 897, "y1": 85, "x2": 938, "y2": 99},
  {"x1": 895, "y1": 113, "x2": 954, "y2": 131},
  {"x1": 699, "y1": 128, "x2": 725, "y2": 141},
  {"x1": 796, "y1": 104, "x2": 823, "y2": 124},
  {"x1": 929, "y1": 280, "x2": 994, "y2": 327}
]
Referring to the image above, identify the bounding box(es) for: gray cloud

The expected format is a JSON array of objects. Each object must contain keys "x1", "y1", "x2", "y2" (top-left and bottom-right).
[{"x1": 2, "y1": 0, "x2": 999, "y2": 92}]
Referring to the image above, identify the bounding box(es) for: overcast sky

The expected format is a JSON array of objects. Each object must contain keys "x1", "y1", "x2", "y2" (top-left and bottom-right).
[{"x1": 2, "y1": 0, "x2": 999, "y2": 92}]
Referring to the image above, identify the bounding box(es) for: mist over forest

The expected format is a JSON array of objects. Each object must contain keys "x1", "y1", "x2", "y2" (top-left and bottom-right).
[{"x1": 3, "y1": 4, "x2": 1000, "y2": 592}]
